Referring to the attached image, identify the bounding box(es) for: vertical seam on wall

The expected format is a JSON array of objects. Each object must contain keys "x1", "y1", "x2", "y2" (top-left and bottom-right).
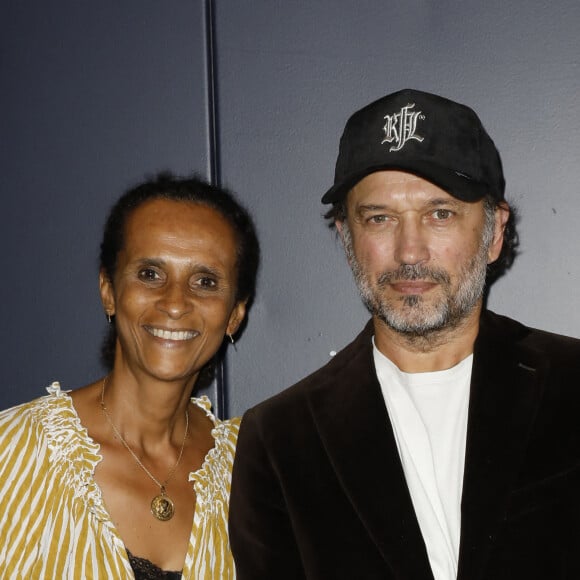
[
  {"x1": 204, "y1": 0, "x2": 228, "y2": 419},
  {"x1": 205, "y1": 0, "x2": 221, "y2": 186}
]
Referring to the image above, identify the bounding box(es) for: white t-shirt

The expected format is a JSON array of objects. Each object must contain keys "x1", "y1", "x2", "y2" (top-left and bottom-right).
[{"x1": 373, "y1": 340, "x2": 472, "y2": 580}]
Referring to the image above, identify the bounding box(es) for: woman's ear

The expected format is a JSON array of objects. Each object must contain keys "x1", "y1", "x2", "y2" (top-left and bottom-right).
[
  {"x1": 99, "y1": 269, "x2": 116, "y2": 317},
  {"x1": 226, "y1": 300, "x2": 247, "y2": 338}
]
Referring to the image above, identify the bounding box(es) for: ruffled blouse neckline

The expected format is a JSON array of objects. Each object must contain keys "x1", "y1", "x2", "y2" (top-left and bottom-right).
[{"x1": 41, "y1": 381, "x2": 226, "y2": 524}]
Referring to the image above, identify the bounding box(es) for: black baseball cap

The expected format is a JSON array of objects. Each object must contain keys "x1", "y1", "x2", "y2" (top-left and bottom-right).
[{"x1": 322, "y1": 89, "x2": 505, "y2": 204}]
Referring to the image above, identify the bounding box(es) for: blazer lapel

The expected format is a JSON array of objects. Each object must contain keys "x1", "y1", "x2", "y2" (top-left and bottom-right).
[
  {"x1": 458, "y1": 313, "x2": 548, "y2": 580},
  {"x1": 306, "y1": 323, "x2": 435, "y2": 579}
]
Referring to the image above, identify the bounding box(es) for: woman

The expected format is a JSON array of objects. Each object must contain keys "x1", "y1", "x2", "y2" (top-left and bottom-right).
[{"x1": 0, "y1": 173, "x2": 260, "y2": 578}]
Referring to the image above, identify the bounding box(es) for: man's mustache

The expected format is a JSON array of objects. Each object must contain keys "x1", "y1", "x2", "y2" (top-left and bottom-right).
[{"x1": 377, "y1": 264, "x2": 450, "y2": 286}]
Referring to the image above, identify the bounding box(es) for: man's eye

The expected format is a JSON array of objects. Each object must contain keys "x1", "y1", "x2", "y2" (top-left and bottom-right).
[
  {"x1": 432, "y1": 209, "x2": 453, "y2": 220},
  {"x1": 138, "y1": 268, "x2": 160, "y2": 281},
  {"x1": 368, "y1": 215, "x2": 388, "y2": 224}
]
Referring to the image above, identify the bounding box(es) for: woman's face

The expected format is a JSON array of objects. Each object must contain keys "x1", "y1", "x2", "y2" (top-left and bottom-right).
[{"x1": 100, "y1": 198, "x2": 246, "y2": 384}]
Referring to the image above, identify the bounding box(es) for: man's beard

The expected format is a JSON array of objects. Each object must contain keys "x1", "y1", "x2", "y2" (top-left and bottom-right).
[{"x1": 342, "y1": 216, "x2": 493, "y2": 338}]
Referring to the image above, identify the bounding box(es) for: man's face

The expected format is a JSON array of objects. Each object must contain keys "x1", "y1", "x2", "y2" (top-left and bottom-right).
[{"x1": 337, "y1": 170, "x2": 506, "y2": 337}]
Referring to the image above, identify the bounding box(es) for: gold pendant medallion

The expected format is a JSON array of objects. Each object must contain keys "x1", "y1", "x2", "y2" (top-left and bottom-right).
[{"x1": 151, "y1": 493, "x2": 175, "y2": 521}]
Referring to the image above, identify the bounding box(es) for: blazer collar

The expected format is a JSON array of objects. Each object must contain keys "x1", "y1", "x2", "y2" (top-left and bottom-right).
[
  {"x1": 304, "y1": 312, "x2": 549, "y2": 580},
  {"x1": 457, "y1": 311, "x2": 549, "y2": 580},
  {"x1": 306, "y1": 321, "x2": 435, "y2": 579}
]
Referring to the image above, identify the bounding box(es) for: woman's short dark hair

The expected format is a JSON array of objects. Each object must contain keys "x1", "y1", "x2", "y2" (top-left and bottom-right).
[
  {"x1": 100, "y1": 172, "x2": 260, "y2": 388},
  {"x1": 323, "y1": 193, "x2": 519, "y2": 285}
]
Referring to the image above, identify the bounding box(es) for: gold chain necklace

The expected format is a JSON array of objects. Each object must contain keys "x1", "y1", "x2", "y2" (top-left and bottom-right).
[{"x1": 100, "y1": 377, "x2": 189, "y2": 522}]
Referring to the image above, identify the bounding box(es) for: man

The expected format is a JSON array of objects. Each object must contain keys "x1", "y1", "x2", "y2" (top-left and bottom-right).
[{"x1": 229, "y1": 89, "x2": 580, "y2": 580}]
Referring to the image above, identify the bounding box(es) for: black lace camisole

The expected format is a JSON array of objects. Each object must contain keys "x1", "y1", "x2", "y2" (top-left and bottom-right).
[{"x1": 127, "y1": 549, "x2": 182, "y2": 580}]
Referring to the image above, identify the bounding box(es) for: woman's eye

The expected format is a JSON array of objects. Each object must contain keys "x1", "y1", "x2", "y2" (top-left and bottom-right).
[
  {"x1": 138, "y1": 268, "x2": 160, "y2": 281},
  {"x1": 197, "y1": 277, "x2": 217, "y2": 289}
]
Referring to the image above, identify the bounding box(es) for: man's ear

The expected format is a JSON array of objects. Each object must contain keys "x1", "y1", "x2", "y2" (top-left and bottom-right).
[
  {"x1": 335, "y1": 219, "x2": 345, "y2": 240},
  {"x1": 487, "y1": 201, "x2": 510, "y2": 264},
  {"x1": 334, "y1": 219, "x2": 353, "y2": 266}
]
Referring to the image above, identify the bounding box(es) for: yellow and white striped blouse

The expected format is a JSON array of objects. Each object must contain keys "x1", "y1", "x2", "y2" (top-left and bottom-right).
[{"x1": 0, "y1": 382, "x2": 239, "y2": 579}]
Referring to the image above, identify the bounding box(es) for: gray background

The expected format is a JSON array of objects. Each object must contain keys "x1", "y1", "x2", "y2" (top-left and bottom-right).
[{"x1": 2, "y1": 0, "x2": 579, "y2": 417}]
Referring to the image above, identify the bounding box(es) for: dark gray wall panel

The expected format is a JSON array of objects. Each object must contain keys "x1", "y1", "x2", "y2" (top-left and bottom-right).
[
  {"x1": 3, "y1": 0, "x2": 579, "y2": 418},
  {"x1": 214, "y1": 0, "x2": 580, "y2": 414},
  {"x1": 1, "y1": 0, "x2": 210, "y2": 408}
]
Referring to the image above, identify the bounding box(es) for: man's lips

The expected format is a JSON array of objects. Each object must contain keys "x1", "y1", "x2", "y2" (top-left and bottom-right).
[{"x1": 389, "y1": 281, "x2": 438, "y2": 294}]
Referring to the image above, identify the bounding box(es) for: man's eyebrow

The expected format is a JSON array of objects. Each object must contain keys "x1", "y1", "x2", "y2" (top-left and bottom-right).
[
  {"x1": 356, "y1": 204, "x2": 390, "y2": 213},
  {"x1": 356, "y1": 199, "x2": 462, "y2": 212},
  {"x1": 425, "y1": 197, "x2": 463, "y2": 208}
]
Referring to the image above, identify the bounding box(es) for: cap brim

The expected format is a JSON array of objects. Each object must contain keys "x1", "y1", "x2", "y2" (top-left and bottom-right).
[{"x1": 321, "y1": 162, "x2": 489, "y2": 204}]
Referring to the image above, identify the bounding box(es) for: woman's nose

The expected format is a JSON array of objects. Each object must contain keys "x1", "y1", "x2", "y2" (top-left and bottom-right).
[{"x1": 156, "y1": 282, "x2": 192, "y2": 318}]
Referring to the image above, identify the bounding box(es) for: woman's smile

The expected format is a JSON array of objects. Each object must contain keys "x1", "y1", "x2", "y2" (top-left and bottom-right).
[{"x1": 144, "y1": 326, "x2": 200, "y2": 342}]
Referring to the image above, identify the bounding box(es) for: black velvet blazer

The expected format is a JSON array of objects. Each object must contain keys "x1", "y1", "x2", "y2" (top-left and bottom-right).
[{"x1": 229, "y1": 311, "x2": 580, "y2": 579}]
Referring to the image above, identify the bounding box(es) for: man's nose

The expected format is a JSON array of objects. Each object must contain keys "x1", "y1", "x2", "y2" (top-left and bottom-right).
[{"x1": 394, "y1": 219, "x2": 429, "y2": 266}]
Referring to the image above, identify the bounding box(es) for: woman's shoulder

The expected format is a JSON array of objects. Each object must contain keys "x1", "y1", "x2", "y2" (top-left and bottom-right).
[
  {"x1": 0, "y1": 381, "x2": 100, "y2": 463},
  {"x1": 0, "y1": 382, "x2": 70, "y2": 430},
  {"x1": 188, "y1": 397, "x2": 240, "y2": 485},
  {"x1": 190, "y1": 395, "x2": 241, "y2": 432}
]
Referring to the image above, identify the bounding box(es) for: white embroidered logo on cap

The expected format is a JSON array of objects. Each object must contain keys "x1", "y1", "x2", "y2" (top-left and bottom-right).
[{"x1": 382, "y1": 103, "x2": 425, "y2": 152}]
